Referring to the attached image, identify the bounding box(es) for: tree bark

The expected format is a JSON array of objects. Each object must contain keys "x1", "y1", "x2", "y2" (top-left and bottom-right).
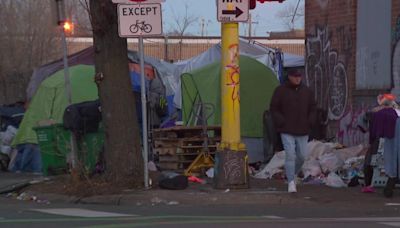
[{"x1": 89, "y1": 0, "x2": 143, "y2": 184}]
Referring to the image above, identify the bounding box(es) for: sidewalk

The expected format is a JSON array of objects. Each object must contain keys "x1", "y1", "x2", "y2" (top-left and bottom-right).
[{"x1": 2, "y1": 172, "x2": 400, "y2": 210}]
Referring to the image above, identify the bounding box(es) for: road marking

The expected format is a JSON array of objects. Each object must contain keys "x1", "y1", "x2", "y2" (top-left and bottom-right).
[
  {"x1": 380, "y1": 222, "x2": 400, "y2": 227},
  {"x1": 386, "y1": 203, "x2": 400, "y2": 206},
  {"x1": 31, "y1": 208, "x2": 135, "y2": 218},
  {"x1": 262, "y1": 215, "x2": 284, "y2": 219}
]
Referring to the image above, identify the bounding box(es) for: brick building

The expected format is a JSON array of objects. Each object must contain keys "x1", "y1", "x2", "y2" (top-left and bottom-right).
[{"x1": 305, "y1": 0, "x2": 400, "y2": 146}]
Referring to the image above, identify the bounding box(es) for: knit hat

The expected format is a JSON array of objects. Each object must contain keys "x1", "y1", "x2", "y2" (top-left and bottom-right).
[{"x1": 287, "y1": 69, "x2": 302, "y2": 77}]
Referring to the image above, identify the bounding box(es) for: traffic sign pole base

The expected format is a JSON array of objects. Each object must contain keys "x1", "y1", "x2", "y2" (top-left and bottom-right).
[{"x1": 213, "y1": 149, "x2": 249, "y2": 189}]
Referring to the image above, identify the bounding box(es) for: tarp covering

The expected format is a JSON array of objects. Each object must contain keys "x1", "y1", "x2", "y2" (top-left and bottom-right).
[
  {"x1": 181, "y1": 55, "x2": 279, "y2": 138},
  {"x1": 12, "y1": 65, "x2": 98, "y2": 146},
  {"x1": 26, "y1": 47, "x2": 179, "y2": 101}
]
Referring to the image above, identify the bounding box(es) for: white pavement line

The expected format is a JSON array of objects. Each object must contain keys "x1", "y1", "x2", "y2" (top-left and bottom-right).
[
  {"x1": 380, "y1": 222, "x2": 400, "y2": 227},
  {"x1": 31, "y1": 208, "x2": 136, "y2": 218},
  {"x1": 334, "y1": 217, "x2": 400, "y2": 222},
  {"x1": 261, "y1": 215, "x2": 284, "y2": 219},
  {"x1": 386, "y1": 203, "x2": 400, "y2": 206}
]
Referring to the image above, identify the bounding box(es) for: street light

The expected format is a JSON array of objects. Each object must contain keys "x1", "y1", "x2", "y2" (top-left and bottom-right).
[{"x1": 53, "y1": 0, "x2": 77, "y2": 169}]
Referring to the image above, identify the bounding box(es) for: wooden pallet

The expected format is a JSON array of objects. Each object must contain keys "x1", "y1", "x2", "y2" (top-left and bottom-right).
[{"x1": 152, "y1": 125, "x2": 221, "y2": 172}]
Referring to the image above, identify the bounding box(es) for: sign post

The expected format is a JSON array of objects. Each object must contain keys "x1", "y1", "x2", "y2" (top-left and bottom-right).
[{"x1": 115, "y1": 0, "x2": 163, "y2": 189}]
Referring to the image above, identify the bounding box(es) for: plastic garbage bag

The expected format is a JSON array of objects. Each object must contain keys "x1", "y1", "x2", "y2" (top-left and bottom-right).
[
  {"x1": 336, "y1": 145, "x2": 366, "y2": 161},
  {"x1": 325, "y1": 172, "x2": 347, "y2": 188},
  {"x1": 0, "y1": 145, "x2": 11, "y2": 155},
  {"x1": 302, "y1": 159, "x2": 322, "y2": 177},
  {"x1": 306, "y1": 140, "x2": 334, "y2": 160},
  {"x1": 254, "y1": 151, "x2": 285, "y2": 179},
  {"x1": 0, "y1": 125, "x2": 17, "y2": 145},
  {"x1": 319, "y1": 153, "x2": 343, "y2": 173}
]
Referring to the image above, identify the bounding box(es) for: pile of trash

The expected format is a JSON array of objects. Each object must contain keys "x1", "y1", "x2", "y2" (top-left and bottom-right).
[
  {"x1": 254, "y1": 140, "x2": 367, "y2": 188},
  {"x1": 0, "y1": 125, "x2": 17, "y2": 171}
]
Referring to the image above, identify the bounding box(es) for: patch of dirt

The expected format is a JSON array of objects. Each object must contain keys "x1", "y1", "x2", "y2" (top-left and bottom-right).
[{"x1": 26, "y1": 172, "x2": 153, "y2": 197}]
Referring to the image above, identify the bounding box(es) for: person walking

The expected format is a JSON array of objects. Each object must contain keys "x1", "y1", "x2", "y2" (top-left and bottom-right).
[{"x1": 270, "y1": 70, "x2": 316, "y2": 193}]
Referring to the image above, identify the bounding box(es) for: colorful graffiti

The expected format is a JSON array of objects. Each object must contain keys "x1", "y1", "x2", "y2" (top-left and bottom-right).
[
  {"x1": 306, "y1": 27, "x2": 349, "y2": 123},
  {"x1": 224, "y1": 43, "x2": 240, "y2": 110},
  {"x1": 337, "y1": 106, "x2": 369, "y2": 146}
]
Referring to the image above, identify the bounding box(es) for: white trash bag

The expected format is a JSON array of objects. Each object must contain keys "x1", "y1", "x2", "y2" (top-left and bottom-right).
[
  {"x1": 254, "y1": 151, "x2": 285, "y2": 179},
  {"x1": 324, "y1": 172, "x2": 347, "y2": 188},
  {"x1": 319, "y1": 153, "x2": 344, "y2": 173},
  {"x1": 302, "y1": 159, "x2": 322, "y2": 177}
]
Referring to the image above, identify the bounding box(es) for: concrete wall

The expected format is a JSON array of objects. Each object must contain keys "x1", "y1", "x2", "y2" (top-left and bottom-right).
[{"x1": 356, "y1": 0, "x2": 392, "y2": 90}]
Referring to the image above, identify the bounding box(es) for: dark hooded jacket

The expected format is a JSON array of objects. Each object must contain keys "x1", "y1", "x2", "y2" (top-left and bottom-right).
[{"x1": 270, "y1": 82, "x2": 316, "y2": 136}]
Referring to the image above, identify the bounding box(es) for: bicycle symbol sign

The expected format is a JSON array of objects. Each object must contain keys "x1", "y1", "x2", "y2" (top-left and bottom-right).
[
  {"x1": 117, "y1": 3, "x2": 162, "y2": 37},
  {"x1": 130, "y1": 20, "x2": 152, "y2": 33}
]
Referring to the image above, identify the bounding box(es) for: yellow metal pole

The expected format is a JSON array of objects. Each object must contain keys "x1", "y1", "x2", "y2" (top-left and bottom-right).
[
  {"x1": 213, "y1": 21, "x2": 248, "y2": 189},
  {"x1": 220, "y1": 22, "x2": 245, "y2": 151}
]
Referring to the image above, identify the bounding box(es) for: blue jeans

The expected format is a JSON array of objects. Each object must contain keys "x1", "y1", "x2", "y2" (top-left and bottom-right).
[
  {"x1": 281, "y1": 133, "x2": 308, "y2": 182},
  {"x1": 11, "y1": 144, "x2": 42, "y2": 173}
]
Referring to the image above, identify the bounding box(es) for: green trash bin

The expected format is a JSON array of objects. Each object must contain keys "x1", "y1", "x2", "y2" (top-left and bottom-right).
[
  {"x1": 34, "y1": 124, "x2": 104, "y2": 176},
  {"x1": 78, "y1": 129, "x2": 104, "y2": 172},
  {"x1": 34, "y1": 124, "x2": 69, "y2": 176}
]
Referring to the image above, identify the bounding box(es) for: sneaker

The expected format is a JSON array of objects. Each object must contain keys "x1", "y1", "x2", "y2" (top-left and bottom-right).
[
  {"x1": 361, "y1": 186, "x2": 375, "y2": 193},
  {"x1": 288, "y1": 180, "x2": 297, "y2": 193}
]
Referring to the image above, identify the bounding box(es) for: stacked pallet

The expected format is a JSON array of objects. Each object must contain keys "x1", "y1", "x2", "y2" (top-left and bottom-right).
[{"x1": 152, "y1": 125, "x2": 221, "y2": 172}]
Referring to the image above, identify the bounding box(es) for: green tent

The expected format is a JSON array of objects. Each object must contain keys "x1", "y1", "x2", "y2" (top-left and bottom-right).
[
  {"x1": 181, "y1": 55, "x2": 279, "y2": 138},
  {"x1": 13, "y1": 65, "x2": 98, "y2": 146}
]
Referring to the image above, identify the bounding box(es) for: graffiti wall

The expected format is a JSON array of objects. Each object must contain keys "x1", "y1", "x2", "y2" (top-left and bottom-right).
[
  {"x1": 305, "y1": 0, "x2": 399, "y2": 146},
  {"x1": 337, "y1": 104, "x2": 370, "y2": 146},
  {"x1": 306, "y1": 26, "x2": 349, "y2": 123}
]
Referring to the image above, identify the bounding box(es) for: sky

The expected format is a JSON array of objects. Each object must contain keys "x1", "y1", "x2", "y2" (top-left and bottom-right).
[{"x1": 162, "y1": 0, "x2": 304, "y2": 37}]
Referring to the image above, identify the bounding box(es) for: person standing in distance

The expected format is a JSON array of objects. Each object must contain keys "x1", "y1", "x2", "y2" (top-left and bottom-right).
[{"x1": 270, "y1": 70, "x2": 316, "y2": 193}]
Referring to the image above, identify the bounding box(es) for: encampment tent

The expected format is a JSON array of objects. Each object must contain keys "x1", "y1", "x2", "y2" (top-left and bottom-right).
[
  {"x1": 173, "y1": 38, "x2": 304, "y2": 109},
  {"x1": 13, "y1": 65, "x2": 98, "y2": 146},
  {"x1": 181, "y1": 55, "x2": 279, "y2": 138}
]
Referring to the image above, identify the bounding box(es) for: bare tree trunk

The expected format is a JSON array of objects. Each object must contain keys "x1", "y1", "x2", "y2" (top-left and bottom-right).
[{"x1": 89, "y1": 0, "x2": 143, "y2": 185}]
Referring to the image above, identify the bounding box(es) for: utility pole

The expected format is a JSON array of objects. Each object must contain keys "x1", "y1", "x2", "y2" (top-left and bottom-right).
[
  {"x1": 214, "y1": 21, "x2": 249, "y2": 189},
  {"x1": 201, "y1": 18, "x2": 205, "y2": 36},
  {"x1": 248, "y1": 13, "x2": 259, "y2": 41}
]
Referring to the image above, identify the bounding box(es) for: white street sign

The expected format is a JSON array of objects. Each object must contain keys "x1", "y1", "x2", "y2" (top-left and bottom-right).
[
  {"x1": 112, "y1": 0, "x2": 165, "y2": 4},
  {"x1": 118, "y1": 3, "x2": 162, "y2": 37},
  {"x1": 217, "y1": 0, "x2": 249, "y2": 22}
]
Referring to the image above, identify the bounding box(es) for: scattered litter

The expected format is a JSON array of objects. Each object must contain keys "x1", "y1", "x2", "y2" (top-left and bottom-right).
[
  {"x1": 206, "y1": 168, "x2": 214, "y2": 178},
  {"x1": 304, "y1": 196, "x2": 312, "y2": 200},
  {"x1": 12, "y1": 192, "x2": 50, "y2": 204},
  {"x1": 136, "y1": 202, "x2": 143, "y2": 206},
  {"x1": 188, "y1": 176, "x2": 206, "y2": 184},
  {"x1": 148, "y1": 161, "x2": 157, "y2": 171},
  {"x1": 150, "y1": 197, "x2": 163, "y2": 204},
  {"x1": 224, "y1": 189, "x2": 230, "y2": 193},
  {"x1": 167, "y1": 201, "x2": 179, "y2": 205},
  {"x1": 324, "y1": 172, "x2": 347, "y2": 188}
]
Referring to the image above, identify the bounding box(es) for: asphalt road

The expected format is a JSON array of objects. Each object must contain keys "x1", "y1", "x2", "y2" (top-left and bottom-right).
[{"x1": 1, "y1": 196, "x2": 400, "y2": 228}]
